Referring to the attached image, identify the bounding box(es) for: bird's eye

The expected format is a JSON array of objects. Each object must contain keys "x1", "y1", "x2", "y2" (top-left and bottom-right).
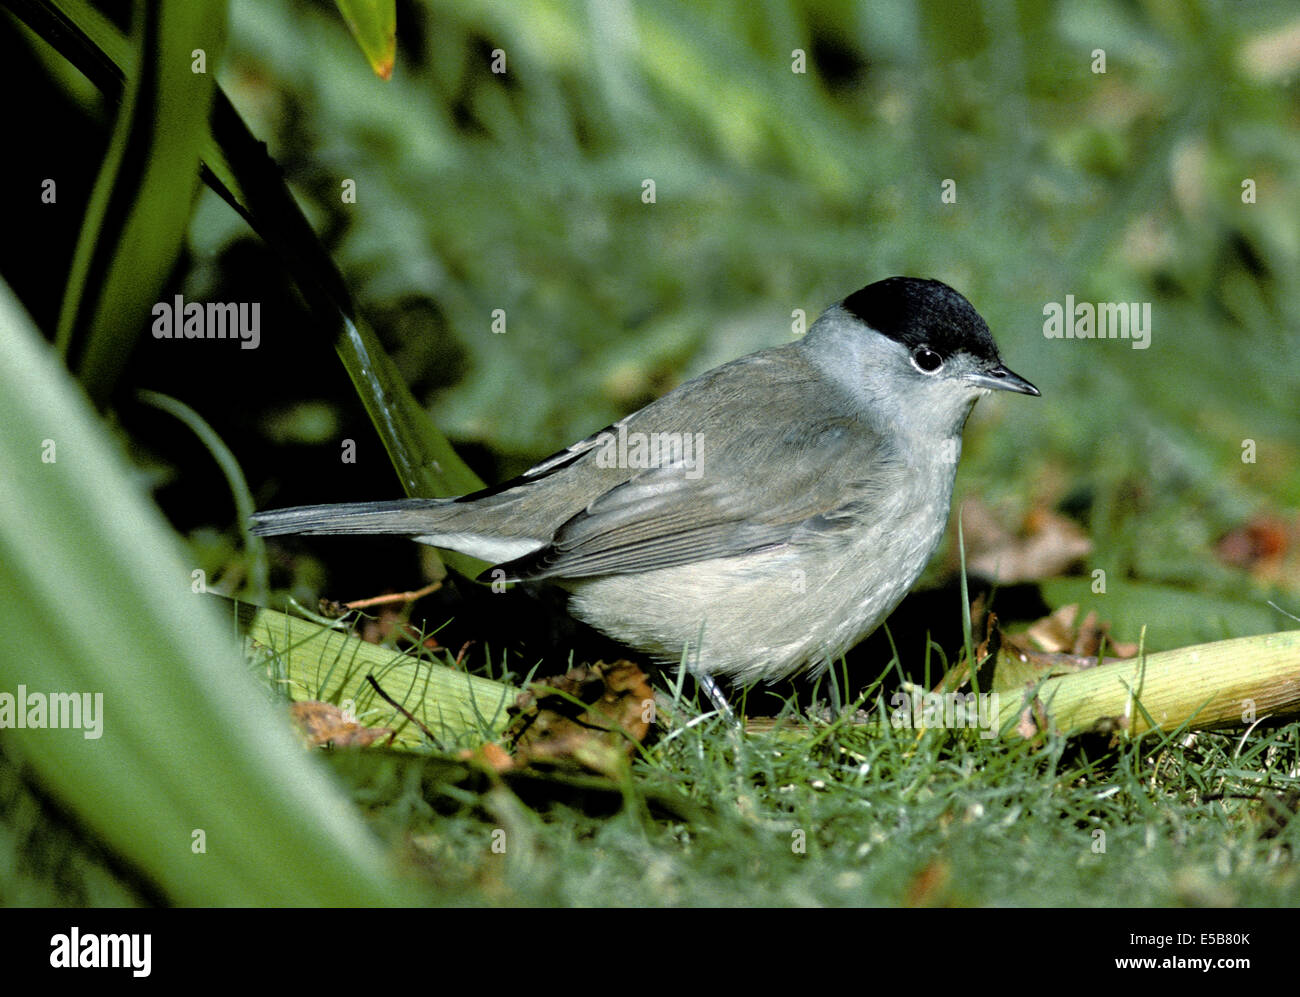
[{"x1": 911, "y1": 347, "x2": 943, "y2": 373}]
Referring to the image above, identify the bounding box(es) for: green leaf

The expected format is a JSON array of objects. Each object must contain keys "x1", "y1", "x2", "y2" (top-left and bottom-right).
[
  {"x1": 55, "y1": 0, "x2": 226, "y2": 407},
  {"x1": 0, "y1": 280, "x2": 413, "y2": 905},
  {"x1": 334, "y1": 0, "x2": 396, "y2": 80},
  {"x1": 228, "y1": 595, "x2": 516, "y2": 749}
]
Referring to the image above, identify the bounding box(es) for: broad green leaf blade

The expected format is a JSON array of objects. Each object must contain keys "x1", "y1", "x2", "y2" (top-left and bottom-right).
[
  {"x1": 226, "y1": 596, "x2": 516, "y2": 749},
  {"x1": 0, "y1": 281, "x2": 412, "y2": 906},
  {"x1": 334, "y1": 0, "x2": 396, "y2": 80},
  {"x1": 55, "y1": 0, "x2": 226, "y2": 407}
]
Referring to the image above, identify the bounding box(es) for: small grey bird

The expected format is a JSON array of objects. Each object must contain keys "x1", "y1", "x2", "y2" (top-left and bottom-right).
[{"x1": 252, "y1": 277, "x2": 1038, "y2": 688}]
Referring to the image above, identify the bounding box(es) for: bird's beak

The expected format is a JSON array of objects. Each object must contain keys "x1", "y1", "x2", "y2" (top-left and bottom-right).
[{"x1": 967, "y1": 363, "x2": 1040, "y2": 396}]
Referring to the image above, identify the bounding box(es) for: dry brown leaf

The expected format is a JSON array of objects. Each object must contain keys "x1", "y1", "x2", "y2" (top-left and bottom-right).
[
  {"x1": 933, "y1": 603, "x2": 1133, "y2": 717},
  {"x1": 1014, "y1": 698, "x2": 1049, "y2": 740},
  {"x1": 1024, "y1": 603, "x2": 1139, "y2": 658},
  {"x1": 289, "y1": 700, "x2": 392, "y2": 748},
  {"x1": 457, "y1": 741, "x2": 516, "y2": 773},
  {"x1": 902, "y1": 860, "x2": 952, "y2": 907},
  {"x1": 505, "y1": 661, "x2": 654, "y2": 775},
  {"x1": 1215, "y1": 514, "x2": 1298, "y2": 587},
  {"x1": 961, "y1": 500, "x2": 1092, "y2": 583},
  {"x1": 1024, "y1": 603, "x2": 1080, "y2": 652}
]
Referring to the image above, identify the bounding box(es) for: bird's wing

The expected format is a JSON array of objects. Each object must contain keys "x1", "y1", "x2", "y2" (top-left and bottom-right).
[{"x1": 492, "y1": 398, "x2": 898, "y2": 580}]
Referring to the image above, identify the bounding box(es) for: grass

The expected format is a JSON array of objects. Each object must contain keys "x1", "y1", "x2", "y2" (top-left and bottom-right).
[
  {"x1": 316, "y1": 667, "x2": 1300, "y2": 906},
  {"x1": 8, "y1": 636, "x2": 1296, "y2": 906},
  {"x1": 242, "y1": 603, "x2": 1300, "y2": 907}
]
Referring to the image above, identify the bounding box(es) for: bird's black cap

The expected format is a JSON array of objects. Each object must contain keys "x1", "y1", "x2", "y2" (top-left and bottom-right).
[{"x1": 841, "y1": 277, "x2": 1001, "y2": 363}]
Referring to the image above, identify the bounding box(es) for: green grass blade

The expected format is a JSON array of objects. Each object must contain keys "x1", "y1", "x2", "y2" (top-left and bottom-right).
[{"x1": 137, "y1": 389, "x2": 269, "y2": 604}]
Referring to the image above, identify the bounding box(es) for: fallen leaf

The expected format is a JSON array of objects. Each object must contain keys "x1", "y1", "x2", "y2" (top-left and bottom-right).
[
  {"x1": 289, "y1": 700, "x2": 392, "y2": 748},
  {"x1": 458, "y1": 741, "x2": 516, "y2": 773},
  {"x1": 933, "y1": 605, "x2": 1132, "y2": 714},
  {"x1": 902, "y1": 860, "x2": 952, "y2": 907},
  {"x1": 1025, "y1": 604, "x2": 1139, "y2": 658},
  {"x1": 1024, "y1": 603, "x2": 1080, "y2": 653},
  {"x1": 1015, "y1": 699, "x2": 1047, "y2": 740},
  {"x1": 961, "y1": 500, "x2": 1092, "y2": 583},
  {"x1": 505, "y1": 661, "x2": 655, "y2": 775},
  {"x1": 1215, "y1": 514, "x2": 1297, "y2": 586}
]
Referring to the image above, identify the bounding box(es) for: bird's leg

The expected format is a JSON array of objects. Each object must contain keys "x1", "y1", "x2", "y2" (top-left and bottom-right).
[
  {"x1": 695, "y1": 671, "x2": 740, "y2": 727},
  {"x1": 677, "y1": 634, "x2": 740, "y2": 727}
]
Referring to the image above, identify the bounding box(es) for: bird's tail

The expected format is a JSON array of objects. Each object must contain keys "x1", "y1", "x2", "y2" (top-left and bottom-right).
[
  {"x1": 250, "y1": 498, "x2": 548, "y2": 566},
  {"x1": 249, "y1": 499, "x2": 454, "y2": 537}
]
